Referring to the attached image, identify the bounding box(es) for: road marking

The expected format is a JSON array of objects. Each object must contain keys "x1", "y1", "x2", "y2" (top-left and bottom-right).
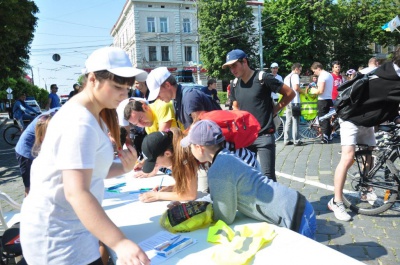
[{"x1": 276, "y1": 172, "x2": 353, "y2": 193}]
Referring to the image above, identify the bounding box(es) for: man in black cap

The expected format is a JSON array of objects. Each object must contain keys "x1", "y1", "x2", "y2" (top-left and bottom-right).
[{"x1": 222, "y1": 49, "x2": 295, "y2": 182}]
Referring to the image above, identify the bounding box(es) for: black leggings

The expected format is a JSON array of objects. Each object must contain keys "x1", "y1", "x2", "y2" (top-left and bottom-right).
[
  {"x1": 317, "y1": 99, "x2": 333, "y2": 139},
  {"x1": 88, "y1": 257, "x2": 103, "y2": 265}
]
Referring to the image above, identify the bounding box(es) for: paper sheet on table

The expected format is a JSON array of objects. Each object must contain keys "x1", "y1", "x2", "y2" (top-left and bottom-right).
[{"x1": 138, "y1": 231, "x2": 196, "y2": 265}]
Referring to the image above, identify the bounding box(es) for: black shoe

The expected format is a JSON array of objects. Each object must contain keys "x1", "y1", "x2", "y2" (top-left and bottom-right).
[
  {"x1": 284, "y1": 141, "x2": 294, "y2": 146},
  {"x1": 320, "y1": 138, "x2": 329, "y2": 144},
  {"x1": 294, "y1": 141, "x2": 303, "y2": 146}
]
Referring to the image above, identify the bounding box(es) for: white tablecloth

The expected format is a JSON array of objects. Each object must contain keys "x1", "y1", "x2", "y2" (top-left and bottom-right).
[{"x1": 103, "y1": 173, "x2": 364, "y2": 265}]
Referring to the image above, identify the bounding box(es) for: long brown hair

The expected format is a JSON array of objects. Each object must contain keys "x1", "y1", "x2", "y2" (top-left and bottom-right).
[
  {"x1": 91, "y1": 71, "x2": 135, "y2": 150},
  {"x1": 169, "y1": 128, "x2": 199, "y2": 195}
]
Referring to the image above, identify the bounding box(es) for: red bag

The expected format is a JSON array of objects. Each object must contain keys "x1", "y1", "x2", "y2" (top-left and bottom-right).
[{"x1": 199, "y1": 110, "x2": 260, "y2": 149}]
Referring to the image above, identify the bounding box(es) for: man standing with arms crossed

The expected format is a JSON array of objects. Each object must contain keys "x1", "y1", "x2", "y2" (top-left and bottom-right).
[
  {"x1": 223, "y1": 49, "x2": 295, "y2": 182},
  {"x1": 310, "y1": 62, "x2": 334, "y2": 144}
]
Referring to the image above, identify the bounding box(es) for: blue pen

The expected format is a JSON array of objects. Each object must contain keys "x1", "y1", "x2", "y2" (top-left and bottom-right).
[
  {"x1": 107, "y1": 183, "x2": 126, "y2": 190},
  {"x1": 158, "y1": 176, "x2": 164, "y2": 192}
]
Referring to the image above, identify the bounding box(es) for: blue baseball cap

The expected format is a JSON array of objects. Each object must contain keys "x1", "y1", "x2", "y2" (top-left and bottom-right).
[
  {"x1": 222, "y1": 49, "x2": 247, "y2": 69},
  {"x1": 181, "y1": 120, "x2": 225, "y2": 147}
]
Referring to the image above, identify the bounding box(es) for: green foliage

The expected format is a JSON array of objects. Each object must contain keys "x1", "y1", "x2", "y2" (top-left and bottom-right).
[
  {"x1": 0, "y1": 78, "x2": 48, "y2": 108},
  {"x1": 261, "y1": 0, "x2": 399, "y2": 74},
  {"x1": 198, "y1": 0, "x2": 258, "y2": 79},
  {"x1": 262, "y1": 0, "x2": 334, "y2": 74},
  {"x1": 0, "y1": 0, "x2": 39, "y2": 80},
  {"x1": 217, "y1": 91, "x2": 228, "y2": 104}
]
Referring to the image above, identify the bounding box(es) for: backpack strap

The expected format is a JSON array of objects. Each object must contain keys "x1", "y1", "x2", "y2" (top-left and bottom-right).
[
  {"x1": 258, "y1": 70, "x2": 265, "y2": 85},
  {"x1": 232, "y1": 77, "x2": 239, "y2": 88}
]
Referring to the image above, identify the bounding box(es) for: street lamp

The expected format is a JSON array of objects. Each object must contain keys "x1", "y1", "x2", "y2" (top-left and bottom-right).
[{"x1": 196, "y1": 36, "x2": 201, "y2": 85}]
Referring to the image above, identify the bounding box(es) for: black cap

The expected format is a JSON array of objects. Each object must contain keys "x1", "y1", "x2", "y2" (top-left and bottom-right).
[
  {"x1": 142, "y1": 132, "x2": 172, "y2": 173},
  {"x1": 73, "y1": 83, "x2": 80, "y2": 89}
]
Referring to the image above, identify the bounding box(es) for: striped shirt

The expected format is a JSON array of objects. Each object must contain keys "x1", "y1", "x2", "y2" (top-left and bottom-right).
[{"x1": 224, "y1": 142, "x2": 259, "y2": 169}]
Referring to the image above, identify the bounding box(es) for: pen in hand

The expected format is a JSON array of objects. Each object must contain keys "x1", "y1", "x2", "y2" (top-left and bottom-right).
[{"x1": 158, "y1": 176, "x2": 164, "y2": 192}]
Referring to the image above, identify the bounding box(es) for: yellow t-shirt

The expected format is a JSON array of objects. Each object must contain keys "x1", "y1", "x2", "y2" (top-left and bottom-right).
[{"x1": 145, "y1": 99, "x2": 183, "y2": 134}]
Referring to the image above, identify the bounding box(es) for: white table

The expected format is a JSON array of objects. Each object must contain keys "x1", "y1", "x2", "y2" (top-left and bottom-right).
[{"x1": 103, "y1": 173, "x2": 365, "y2": 265}]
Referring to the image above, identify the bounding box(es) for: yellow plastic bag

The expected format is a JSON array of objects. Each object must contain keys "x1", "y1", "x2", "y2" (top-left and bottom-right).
[
  {"x1": 160, "y1": 201, "x2": 213, "y2": 233},
  {"x1": 207, "y1": 220, "x2": 277, "y2": 265}
]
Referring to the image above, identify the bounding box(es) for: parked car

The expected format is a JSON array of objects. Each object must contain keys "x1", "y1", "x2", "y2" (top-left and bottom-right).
[
  {"x1": 60, "y1": 95, "x2": 69, "y2": 105},
  {"x1": 180, "y1": 83, "x2": 203, "y2": 91},
  {"x1": 25, "y1": 98, "x2": 41, "y2": 113}
]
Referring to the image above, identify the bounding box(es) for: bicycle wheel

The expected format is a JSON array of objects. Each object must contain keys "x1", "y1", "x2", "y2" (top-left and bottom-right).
[
  {"x1": 274, "y1": 117, "x2": 284, "y2": 141},
  {"x1": 299, "y1": 119, "x2": 319, "y2": 139},
  {"x1": 343, "y1": 150, "x2": 398, "y2": 215},
  {"x1": 3, "y1": 125, "x2": 22, "y2": 146}
]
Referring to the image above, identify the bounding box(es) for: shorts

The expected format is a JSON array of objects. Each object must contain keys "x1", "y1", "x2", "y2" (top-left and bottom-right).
[
  {"x1": 339, "y1": 119, "x2": 376, "y2": 146},
  {"x1": 298, "y1": 201, "x2": 316, "y2": 240}
]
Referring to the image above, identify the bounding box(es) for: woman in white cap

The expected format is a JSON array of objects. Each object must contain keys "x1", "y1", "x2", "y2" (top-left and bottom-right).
[{"x1": 20, "y1": 47, "x2": 150, "y2": 265}]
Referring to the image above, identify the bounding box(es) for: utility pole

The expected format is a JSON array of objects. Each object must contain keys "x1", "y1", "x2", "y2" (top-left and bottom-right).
[{"x1": 258, "y1": 3, "x2": 263, "y2": 70}]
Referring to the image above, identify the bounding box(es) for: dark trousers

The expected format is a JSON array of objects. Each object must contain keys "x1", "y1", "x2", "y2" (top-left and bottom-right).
[
  {"x1": 15, "y1": 153, "x2": 33, "y2": 188},
  {"x1": 317, "y1": 99, "x2": 333, "y2": 139},
  {"x1": 248, "y1": 134, "x2": 276, "y2": 182}
]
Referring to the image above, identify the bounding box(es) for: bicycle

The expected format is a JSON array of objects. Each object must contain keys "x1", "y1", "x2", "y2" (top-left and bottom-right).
[
  {"x1": 299, "y1": 108, "x2": 340, "y2": 139},
  {"x1": 343, "y1": 123, "x2": 400, "y2": 215},
  {"x1": 274, "y1": 116, "x2": 284, "y2": 141},
  {"x1": 2, "y1": 113, "x2": 37, "y2": 146},
  {"x1": 3, "y1": 120, "x2": 23, "y2": 146}
]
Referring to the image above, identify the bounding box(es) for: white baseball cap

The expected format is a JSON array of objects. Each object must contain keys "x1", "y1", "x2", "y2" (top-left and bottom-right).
[
  {"x1": 146, "y1": 67, "x2": 171, "y2": 101},
  {"x1": 270, "y1": 62, "x2": 279, "y2": 68},
  {"x1": 83, "y1": 47, "x2": 148, "y2": 80}
]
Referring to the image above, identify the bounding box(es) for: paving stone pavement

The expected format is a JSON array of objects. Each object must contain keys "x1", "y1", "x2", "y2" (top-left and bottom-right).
[{"x1": 0, "y1": 112, "x2": 399, "y2": 265}]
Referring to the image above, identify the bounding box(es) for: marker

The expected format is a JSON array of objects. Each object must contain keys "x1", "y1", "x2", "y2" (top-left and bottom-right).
[
  {"x1": 107, "y1": 183, "x2": 126, "y2": 190},
  {"x1": 158, "y1": 176, "x2": 164, "y2": 192}
]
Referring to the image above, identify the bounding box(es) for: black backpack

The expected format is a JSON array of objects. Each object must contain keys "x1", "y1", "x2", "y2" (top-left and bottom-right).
[{"x1": 334, "y1": 70, "x2": 376, "y2": 121}]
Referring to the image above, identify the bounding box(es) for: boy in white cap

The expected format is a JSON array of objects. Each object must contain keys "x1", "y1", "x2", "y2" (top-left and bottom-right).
[
  {"x1": 146, "y1": 67, "x2": 221, "y2": 129},
  {"x1": 181, "y1": 120, "x2": 316, "y2": 239}
]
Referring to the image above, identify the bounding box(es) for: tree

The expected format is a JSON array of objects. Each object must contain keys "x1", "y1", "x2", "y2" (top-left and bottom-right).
[
  {"x1": 0, "y1": 0, "x2": 38, "y2": 80},
  {"x1": 262, "y1": 0, "x2": 335, "y2": 75},
  {"x1": 198, "y1": 0, "x2": 258, "y2": 79}
]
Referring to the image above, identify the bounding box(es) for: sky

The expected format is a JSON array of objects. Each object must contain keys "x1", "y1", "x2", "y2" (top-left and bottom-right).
[{"x1": 29, "y1": 0, "x2": 127, "y2": 95}]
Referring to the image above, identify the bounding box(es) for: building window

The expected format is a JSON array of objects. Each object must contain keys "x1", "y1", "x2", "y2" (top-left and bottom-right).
[
  {"x1": 388, "y1": 45, "x2": 395, "y2": 53},
  {"x1": 184, "y1": 46, "x2": 192, "y2": 61},
  {"x1": 374, "y1": 43, "x2": 382, "y2": 53},
  {"x1": 183, "y1": 18, "x2": 191, "y2": 33},
  {"x1": 149, "y1": 46, "x2": 157, "y2": 61},
  {"x1": 161, "y1": 46, "x2": 169, "y2": 61},
  {"x1": 147, "y1": 17, "x2": 155, "y2": 32},
  {"x1": 160, "y1": 18, "x2": 168, "y2": 33}
]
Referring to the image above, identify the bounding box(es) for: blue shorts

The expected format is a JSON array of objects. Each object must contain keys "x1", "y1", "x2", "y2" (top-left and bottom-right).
[{"x1": 298, "y1": 201, "x2": 316, "y2": 240}]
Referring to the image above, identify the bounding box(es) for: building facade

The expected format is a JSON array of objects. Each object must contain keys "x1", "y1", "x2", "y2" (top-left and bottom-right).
[{"x1": 111, "y1": 0, "x2": 202, "y2": 78}]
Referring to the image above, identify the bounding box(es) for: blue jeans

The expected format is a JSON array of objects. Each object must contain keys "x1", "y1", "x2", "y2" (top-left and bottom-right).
[
  {"x1": 248, "y1": 134, "x2": 276, "y2": 181},
  {"x1": 298, "y1": 201, "x2": 316, "y2": 240}
]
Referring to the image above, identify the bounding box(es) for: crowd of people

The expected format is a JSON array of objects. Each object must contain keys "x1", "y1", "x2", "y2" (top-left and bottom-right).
[{"x1": 12, "y1": 44, "x2": 400, "y2": 264}]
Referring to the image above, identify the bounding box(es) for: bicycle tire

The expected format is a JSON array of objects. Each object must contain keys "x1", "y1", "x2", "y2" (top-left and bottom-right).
[
  {"x1": 299, "y1": 119, "x2": 319, "y2": 139},
  {"x1": 3, "y1": 125, "x2": 22, "y2": 146},
  {"x1": 343, "y1": 149, "x2": 399, "y2": 215},
  {"x1": 274, "y1": 117, "x2": 284, "y2": 141}
]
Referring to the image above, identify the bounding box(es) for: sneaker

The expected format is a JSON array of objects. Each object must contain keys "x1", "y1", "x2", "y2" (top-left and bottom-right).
[
  {"x1": 327, "y1": 198, "x2": 351, "y2": 221},
  {"x1": 320, "y1": 138, "x2": 329, "y2": 144},
  {"x1": 284, "y1": 141, "x2": 294, "y2": 146},
  {"x1": 360, "y1": 189, "x2": 377, "y2": 205},
  {"x1": 294, "y1": 141, "x2": 303, "y2": 146}
]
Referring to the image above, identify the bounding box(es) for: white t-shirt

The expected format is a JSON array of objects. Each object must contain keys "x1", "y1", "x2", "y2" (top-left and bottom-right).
[
  {"x1": 116, "y1": 97, "x2": 147, "y2": 127},
  {"x1": 317, "y1": 70, "x2": 334, "y2": 100},
  {"x1": 20, "y1": 102, "x2": 114, "y2": 264},
  {"x1": 283, "y1": 73, "x2": 300, "y2": 104},
  {"x1": 359, "y1": 66, "x2": 377, "y2": 74},
  {"x1": 271, "y1": 74, "x2": 283, "y2": 99}
]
